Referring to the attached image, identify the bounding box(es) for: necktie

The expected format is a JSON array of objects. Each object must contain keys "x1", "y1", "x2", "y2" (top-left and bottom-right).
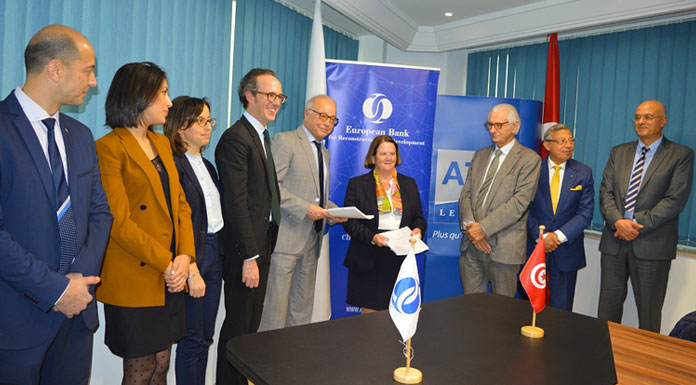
[
  {"x1": 624, "y1": 146, "x2": 649, "y2": 215},
  {"x1": 475, "y1": 149, "x2": 502, "y2": 219},
  {"x1": 313, "y1": 141, "x2": 324, "y2": 233},
  {"x1": 263, "y1": 129, "x2": 280, "y2": 227},
  {"x1": 42, "y1": 118, "x2": 77, "y2": 274},
  {"x1": 551, "y1": 165, "x2": 561, "y2": 214}
]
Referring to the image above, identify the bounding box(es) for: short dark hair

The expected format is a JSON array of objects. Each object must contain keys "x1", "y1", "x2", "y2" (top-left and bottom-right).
[
  {"x1": 364, "y1": 135, "x2": 402, "y2": 168},
  {"x1": 24, "y1": 28, "x2": 79, "y2": 74},
  {"x1": 105, "y1": 62, "x2": 167, "y2": 129},
  {"x1": 238, "y1": 68, "x2": 276, "y2": 109},
  {"x1": 164, "y1": 96, "x2": 211, "y2": 156}
]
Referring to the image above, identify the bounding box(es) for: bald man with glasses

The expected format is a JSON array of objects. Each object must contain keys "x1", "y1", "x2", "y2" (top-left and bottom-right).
[
  {"x1": 259, "y1": 94, "x2": 346, "y2": 332},
  {"x1": 598, "y1": 100, "x2": 693, "y2": 333}
]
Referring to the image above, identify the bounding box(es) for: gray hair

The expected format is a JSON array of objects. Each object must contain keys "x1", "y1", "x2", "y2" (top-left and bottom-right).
[
  {"x1": 543, "y1": 123, "x2": 572, "y2": 141},
  {"x1": 489, "y1": 103, "x2": 521, "y2": 134},
  {"x1": 306, "y1": 94, "x2": 335, "y2": 109}
]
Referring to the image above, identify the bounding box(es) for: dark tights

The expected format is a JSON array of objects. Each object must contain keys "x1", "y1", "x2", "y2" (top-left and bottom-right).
[{"x1": 122, "y1": 348, "x2": 171, "y2": 385}]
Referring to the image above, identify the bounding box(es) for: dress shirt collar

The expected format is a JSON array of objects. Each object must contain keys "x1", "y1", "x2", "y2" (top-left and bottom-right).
[
  {"x1": 302, "y1": 125, "x2": 322, "y2": 144},
  {"x1": 243, "y1": 111, "x2": 267, "y2": 138},
  {"x1": 548, "y1": 158, "x2": 567, "y2": 172},
  {"x1": 14, "y1": 86, "x2": 61, "y2": 126},
  {"x1": 637, "y1": 135, "x2": 663, "y2": 155},
  {"x1": 495, "y1": 138, "x2": 516, "y2": 156}
]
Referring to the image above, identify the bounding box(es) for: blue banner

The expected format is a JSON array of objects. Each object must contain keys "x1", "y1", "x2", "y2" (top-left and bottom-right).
[
  {"x1": 325, "y1": 60, "x2": 440, "y2": 319},
  {"x1": 424, "y1": 95, "x2": 542, "y2": 302}
]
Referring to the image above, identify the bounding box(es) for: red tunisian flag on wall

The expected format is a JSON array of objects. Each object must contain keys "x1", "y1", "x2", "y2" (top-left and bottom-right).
[
  {"x1": 520, "y1": 233, "x2": 548, "y2": 313},
  {"x1": 541, "y1": 33, "x2": 560, "y2": 159}
]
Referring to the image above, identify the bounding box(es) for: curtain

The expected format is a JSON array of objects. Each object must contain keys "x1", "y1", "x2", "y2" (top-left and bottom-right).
[
  {"x1": 0, "y1": 0, "x2": 233, "y2": 158},
  {"x1": 232, "y1": 0, "x2": 359, "y2": 136},
  {"x1": 466, "y1": 20, "x2": 696, "y2": 247}
]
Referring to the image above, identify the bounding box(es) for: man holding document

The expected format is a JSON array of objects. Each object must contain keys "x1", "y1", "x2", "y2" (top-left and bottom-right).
[
  {"x1": 343, "y1": 135, "x2": 426, "y2": 313},
  {"x1": 259, "y1": 95, "x2": 346, "y2": 330}
]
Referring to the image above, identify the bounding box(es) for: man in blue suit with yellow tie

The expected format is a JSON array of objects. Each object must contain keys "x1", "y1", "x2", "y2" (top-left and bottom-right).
[
  {"x1": 0, "y1": 25, "x2": 112, "y2": 385},
  {"x1": 527, "y1": 124, "x2": 594, "y2": 311}
]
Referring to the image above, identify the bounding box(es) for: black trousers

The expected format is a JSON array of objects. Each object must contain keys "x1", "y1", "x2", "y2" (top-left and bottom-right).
[
  {"x1": 216, "y1": 224, "x2": 277, "y2": 385},
  {"x1": 597, "y1": 241, "x2": 672, "y2": 333}
]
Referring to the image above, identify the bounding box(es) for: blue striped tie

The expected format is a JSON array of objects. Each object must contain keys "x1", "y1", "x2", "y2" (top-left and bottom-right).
[
  {"x1": 42, "y1": 118, "x2": 77, "y2": 274},
  {"x1": 624, "y1": 146, "x2": 649, "y2": 215}
]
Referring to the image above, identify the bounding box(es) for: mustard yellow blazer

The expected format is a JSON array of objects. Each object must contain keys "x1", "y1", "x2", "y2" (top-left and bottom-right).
[{"x1": 95, "y1": 128, "x2": 195, "y2": 307}]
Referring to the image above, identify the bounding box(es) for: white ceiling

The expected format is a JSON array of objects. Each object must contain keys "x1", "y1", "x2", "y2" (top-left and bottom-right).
[{"x1": 279, "y1": 0, "x2": 696, "y2": 52}]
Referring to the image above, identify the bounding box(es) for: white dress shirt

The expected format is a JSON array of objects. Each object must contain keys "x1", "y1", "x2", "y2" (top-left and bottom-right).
[
  {"x1": 14, "y1": 86, "x2": 69, "y2": 181},
  {"x1": 545, "y1": 158, "x2": 568, "y2": 244},
  {"x1": 184, "y1": 153, "x2": 224, "y2": 233}
]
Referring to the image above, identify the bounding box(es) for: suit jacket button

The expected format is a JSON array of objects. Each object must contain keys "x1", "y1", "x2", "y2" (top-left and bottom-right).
[
  {"x1": 140, "y1": 205, "x2": 147, "y2": 210},
  {"x1": 140, "y1": 262, "x2": 146, "y2": 266}
]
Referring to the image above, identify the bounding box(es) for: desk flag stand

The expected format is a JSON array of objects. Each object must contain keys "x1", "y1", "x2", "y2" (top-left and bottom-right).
[
  {"x1": 520, "y1": 225, "x2": 546, "y2": 339},
  {"x1": 393, "y1": 238, "x2": 423, "y2": 384}
]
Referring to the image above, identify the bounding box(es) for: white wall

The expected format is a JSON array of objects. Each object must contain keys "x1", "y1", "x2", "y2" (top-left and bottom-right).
[
  {"x1": 90, "y1": 300, "x2": 226, "y2": 384},
  {"x1": 574, "y1": 237, "x2": 696, "y2": 333},
  {"x1": 358, "y1": 36, "x2": 469, "y2": 96}
]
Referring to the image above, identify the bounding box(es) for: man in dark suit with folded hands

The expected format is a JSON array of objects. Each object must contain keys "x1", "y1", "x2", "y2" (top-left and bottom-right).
[
  {"x1": 527, "y1": 124, "x2": 594, "y2": 311},
  {"x1": 0, "y1": 25, "x2": 112, "y2": 385},
  {"x1": 598, "y1": 100, "x2": 693, "y2": 333},
  {"x1": 215, "y1": 68, "x2": 284, "y2": 385}
]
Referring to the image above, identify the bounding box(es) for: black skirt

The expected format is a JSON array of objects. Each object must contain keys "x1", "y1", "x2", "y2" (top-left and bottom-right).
[
  {"x1": 104, "y1": 289, "x2": 186, "y2": 358},
  {"x1": 346, "y1": 246, "x2": 405, "y2": 311}
]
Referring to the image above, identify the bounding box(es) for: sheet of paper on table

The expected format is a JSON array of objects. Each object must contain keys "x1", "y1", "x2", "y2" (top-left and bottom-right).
[
  {"x1": 381, "y1": 226, "x2": 429, "y2": 256},
  {"x1": 327, "y1": 206, "x2": 374, "y2": 220}
]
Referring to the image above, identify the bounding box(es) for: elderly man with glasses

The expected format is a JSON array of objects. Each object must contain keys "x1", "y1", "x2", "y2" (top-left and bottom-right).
[
  {"x1": 458, "y1": 103, "x2": 541, "y2": 297},
  {"x1": 598, "y1": 100, "x2": 694, "y2": 333},
  {"x1": 259, "y1": 94, "x2": 347, "y2": 332},
  {"x1": 526, "y1": 124, "x2": 594, "y2": 311}
]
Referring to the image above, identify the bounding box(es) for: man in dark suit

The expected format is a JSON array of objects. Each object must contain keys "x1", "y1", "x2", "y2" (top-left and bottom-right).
[
  {"x1": 215, "y1": 68, "x2": 283, "y2": 385},
  {"x1": 0, "y1": 25, "x2": 112, "y2": 385},
  {"x1": 598, "y1": 100, "x2": 694, "y2": 333},
  {"x1": 527, "y1": 124, "x2": 594, "y2": 311},
  {"x1": 458, "y1": 103, "x2": 541, "y2": 297}
]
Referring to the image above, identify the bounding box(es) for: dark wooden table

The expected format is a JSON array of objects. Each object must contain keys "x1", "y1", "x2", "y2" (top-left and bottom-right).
[{"x1": 228, "y1": 293, "x2": 617, "y2": 384}]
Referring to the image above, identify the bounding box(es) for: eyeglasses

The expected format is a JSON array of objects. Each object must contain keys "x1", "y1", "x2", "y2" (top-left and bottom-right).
[
  {"x1": 632, "y1": 114, "x2": 664, "y2": 123},
  {"x1": 308, "y1": 108, "x2": 339, "y2": 126},
  {"x1": 194, "y1": 117, "x2": 216, "y2": 128},
  {"x1": 484, "y1": 121, "x2": 509, "y2": 130},
  {"x1": 545, "y1": 138, "x2": 575, "y2": 145},
  {"x1": 255, "y1": 91, "x2": 288, "y2": 104}
]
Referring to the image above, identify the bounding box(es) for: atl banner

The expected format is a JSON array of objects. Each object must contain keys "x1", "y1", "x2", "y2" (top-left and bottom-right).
[
  {"x1": 325, "y1": 60, "x2": 440, "y2": 319},
  {"x1": 425, "y1": 95, "x2": 542, "y2": 301}
]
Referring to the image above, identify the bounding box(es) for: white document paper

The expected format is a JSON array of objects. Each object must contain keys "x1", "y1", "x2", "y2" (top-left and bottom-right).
[
  {"x1": 327, "y1": 206, "x2": 374, "y2": 220},
  {"x1": 381, "y1": 227, "x2": 429, "y2": 256}
]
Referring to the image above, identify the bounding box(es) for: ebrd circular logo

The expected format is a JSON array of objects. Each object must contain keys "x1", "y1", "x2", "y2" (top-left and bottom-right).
[
  {"x1": 530, "y1": 263, "x2": 546, "y2": 289},
  {"x1": 391, "y1": 277, "x2": 420, "y2": 314},
  {"x1": 362, "y1": 93, "x2": 393, "y2": 124}
]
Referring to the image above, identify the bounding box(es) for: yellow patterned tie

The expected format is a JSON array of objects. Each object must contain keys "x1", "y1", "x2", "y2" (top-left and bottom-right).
[{"x1": 551, "y1": 165, "x2": 561, "y2": 214}]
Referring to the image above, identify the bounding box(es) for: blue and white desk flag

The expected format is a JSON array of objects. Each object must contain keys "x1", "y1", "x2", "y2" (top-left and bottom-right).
[{"x1": 389, "y1": 247, "x2": 421, "y2": 341}]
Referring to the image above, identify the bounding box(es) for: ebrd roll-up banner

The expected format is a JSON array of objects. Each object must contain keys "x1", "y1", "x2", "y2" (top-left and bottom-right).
[
  {"x1": 424, "y1": 95, "x2": 542, "y2": 302},
  {"x1": 325, "y1": 59, "x2": 440, "y2": 319}
]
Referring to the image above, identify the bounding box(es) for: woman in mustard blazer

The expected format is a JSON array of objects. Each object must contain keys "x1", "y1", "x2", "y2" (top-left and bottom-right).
[{"x1": 95, "y1": 62, "x2": 195, "y2": 385}]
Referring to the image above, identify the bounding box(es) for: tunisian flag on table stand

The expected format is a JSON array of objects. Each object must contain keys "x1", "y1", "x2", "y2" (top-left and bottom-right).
[
  {"x1": 520, "y1": 233, "x2": 549, "y2": 313},
  {"x1": 541, "y1": 32, "x2": 560, "y2": 159}
]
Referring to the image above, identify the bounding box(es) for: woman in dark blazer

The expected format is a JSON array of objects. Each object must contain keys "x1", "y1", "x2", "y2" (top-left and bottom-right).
[
  {"x1": 96, "y1": 62, "x2": 195, "y2": 385},
  {"x1": 164, "y1": 96, "x2": 224, "y2": 385},
  {"x1": 343, "y1": 135, "x2": 426, "y2": 313}
]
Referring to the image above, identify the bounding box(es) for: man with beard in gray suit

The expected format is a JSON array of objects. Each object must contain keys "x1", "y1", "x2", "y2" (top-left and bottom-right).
[
  {"x1": 458, "y1": 103, "x2": 541, "y2": 297},
  {"x1": 598, "y1": 100, "x2": 693, "y2": 333},
  {"x1": 259, "y1": 94, "x2": 346, "y2": 331}
]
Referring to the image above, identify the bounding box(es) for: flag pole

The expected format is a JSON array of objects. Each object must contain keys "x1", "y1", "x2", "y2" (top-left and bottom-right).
[
  {"x1": 394, "y1": 237, "x2": 423, "y2": 384},
  {"x1": 521, "y1": 226, "x2": 545, "y2": 339}
]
